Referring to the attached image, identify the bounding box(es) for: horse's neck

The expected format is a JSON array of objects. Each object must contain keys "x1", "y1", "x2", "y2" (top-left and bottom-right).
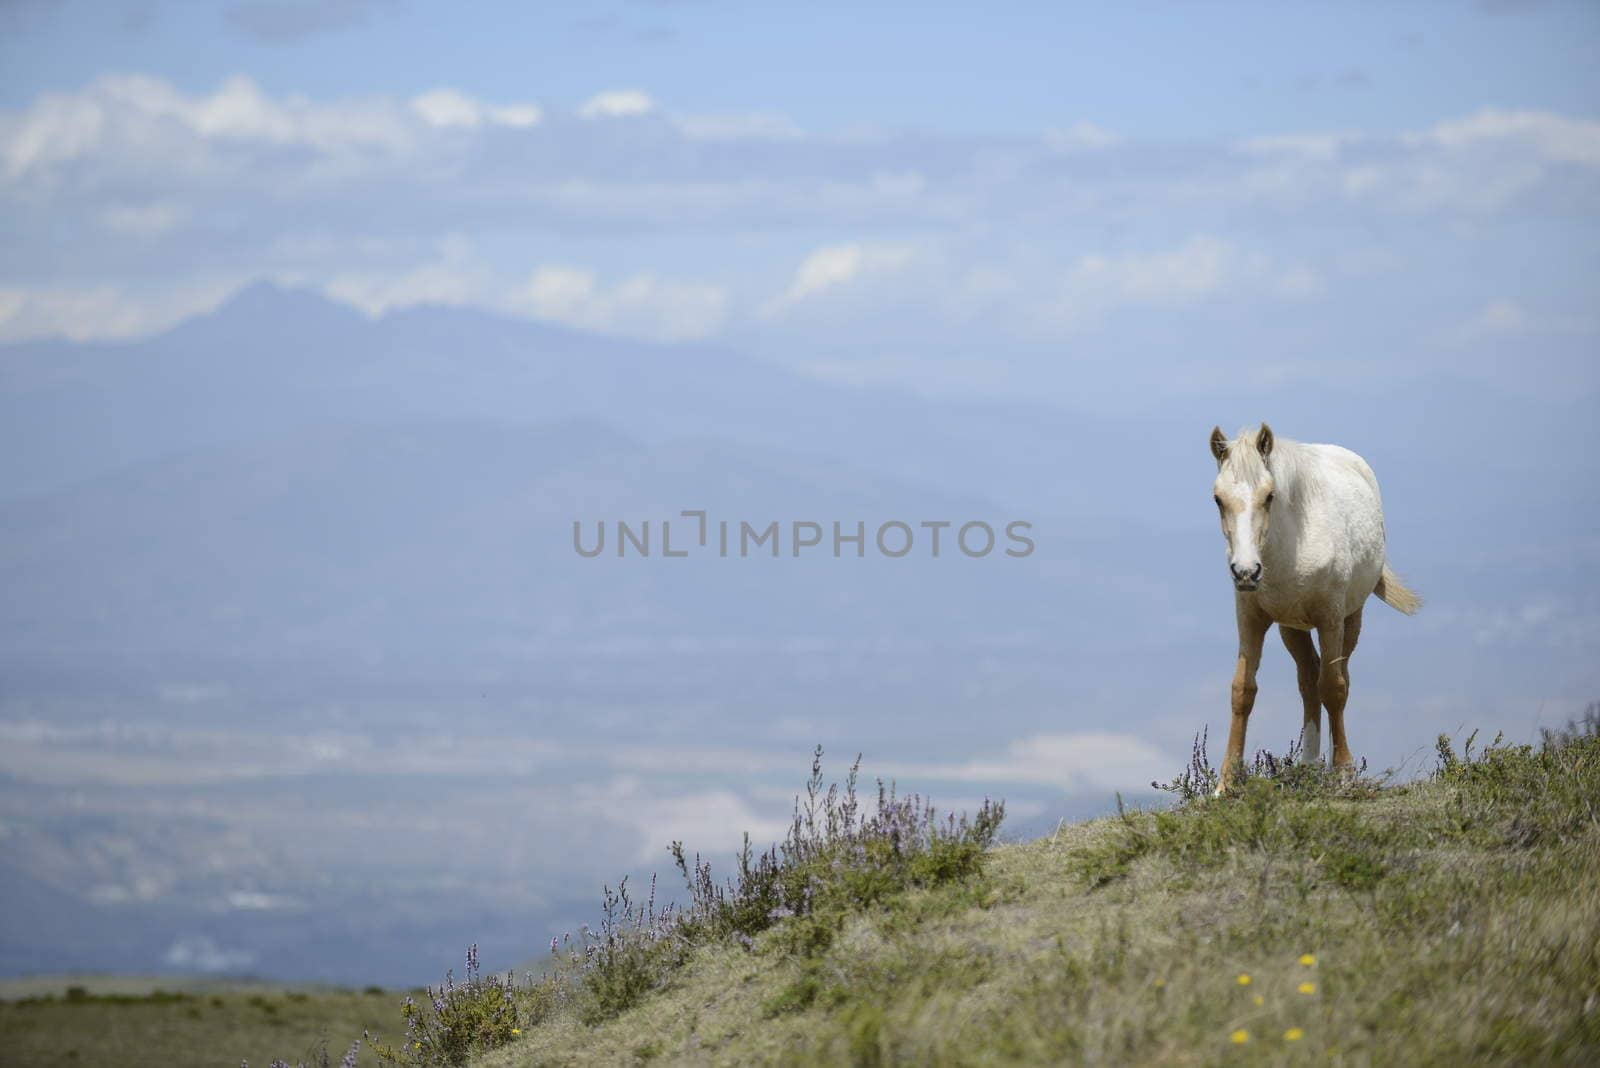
[
  {"x1": 1265, "y1": 442, "x2": 1313, "y2": 560},
  {"x1": 1270, "y1": 441, "x2": 1308, "y2": 503}
]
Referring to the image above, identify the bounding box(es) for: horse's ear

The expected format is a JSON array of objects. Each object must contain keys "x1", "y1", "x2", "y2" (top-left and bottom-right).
[
  {"x1": 1209, "y1": 426, "x2": 1228, "y2": 465},
  {"x1": 1257, "y1": 423, "x2": 1275, "y2": 460}
]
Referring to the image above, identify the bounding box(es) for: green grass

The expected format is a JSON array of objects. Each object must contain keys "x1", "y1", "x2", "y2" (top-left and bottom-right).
[
  {"x1": 466, "y1": 720, "x2": 1599, "y2": 1066},
  {"x1": 0, "y1": 981, "x2": 393, "y2": 1067}
]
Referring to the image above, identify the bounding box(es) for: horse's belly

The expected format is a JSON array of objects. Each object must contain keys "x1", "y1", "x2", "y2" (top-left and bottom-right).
[
  {"x1": 1254, "y1": 586, "x2": 1322, "y2": 630},
  {"x1": 1257, "y1": 565, "x2": 1378, "y2": 628}
]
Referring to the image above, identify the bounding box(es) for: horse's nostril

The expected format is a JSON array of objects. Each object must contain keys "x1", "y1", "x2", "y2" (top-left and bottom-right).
[{"x1": 1251, "y1": 563, "x2": 1263, "y2": 581}]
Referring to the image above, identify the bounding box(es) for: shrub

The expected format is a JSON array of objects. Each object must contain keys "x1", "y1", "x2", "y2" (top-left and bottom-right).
[
  {"x1": 241, "y1": 1039, "x2": 361, "y2": 1068},
  {"x1": 668, "y1": 747, "x2": 1005, "y2": 954},
  {"x1": 1078, "y1": 731, "x2": 1395, "y2": 889},
  {"x1": 369, "y1": 945, "x2": 522, "y2": 1067},
  {"x1": 325, "y1": 747, "x2": 1006, "y2": 1061},
  {"x1": 1434, "y1": 705, "x2": 1600, "y2": 848},
  {"x1": 543, "y1": 747, "x2": 1005, "y2": 1023},
  {"x1": 565, "y1": 876, "x2": 685, "y2": 1024},
  {"x1": 1153, "y1": 727, "x2": 1380, "y2": 805}
]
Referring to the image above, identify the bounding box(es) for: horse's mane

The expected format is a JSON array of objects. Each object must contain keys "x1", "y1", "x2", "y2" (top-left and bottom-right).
[{"x1": 1224, "y1": 426, "x2": 1311, "y2": 501}]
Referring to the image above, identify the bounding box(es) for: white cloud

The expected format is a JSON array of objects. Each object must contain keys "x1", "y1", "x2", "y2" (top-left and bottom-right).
[
  {"x1": 99, "y1": 200, "x2": 187, "y2": 236},
  {"x1": 324, "y1": 236, "x2": 490, "y2": 316},
  {"x1": 1229, "y1": 110, "x2": 1599, "y2": 214},
  {"x1": 23, "y1": 242, "x2": 735, "y2": 345},
  {"x1": 1341, "y1": 165, "x2": 1383, "y2": 195},
  {"x1": 1068, "y1": 235, "x2": 1234, "y2": 304},
  {"x1": 492, "y1": 104, "x2": 544, "y2": 129},
  {"x1": 579, "y1": 89, "x2": 656, "y2": 119},
  {"x1": 0, "y1": 279, "x2": 239, "y2": 342},
  {"x1": 410, "y1": 87, "x2": 542, "y2": 130},
  {"x1": 1038, "y1": 236, "x2": 1323, "y2": 332},
  {"x1": 410, "y1": 87, "x2": 483, "y2": 129},
  {"x1": 1441, "y1": 298, "x2": 1596, "y2": 347},
  {"x1": 1414, "y1": 108, "x2": 1600, "y2": 167},
  {"x1": 1, "y1": 90, "x2": 108, "y2": 182},
  {"x1": 325, "y1": 263, "x2": 485, "y2": 316},
  {"x1": 1, "y1": 76, "x2": 1594, "y2": 359},
  {"x1": 1238, "y1": 132, "x2": 1354, "y2": 161},
  {"x1": 870, "y1": 170, "x2": 925, "y2": 197},
  {"x1": 224, "y1": 889, "x2": 300, "y2": 911},
  {"x1": 520, "y1": 265, "x2": 729, "y2": 342},
  {"x1": 674, "y1": 111, "x2": 802, "y2": 141},
  {"x1": 164, "y1": 935, "x2": 256, "y2": 973},
  {"x1": 763, "y1": 241, "x2": 917, "y2": 315},
  {"x1": 1275, "y1": 266, "x2": 1324, "y2": 298},
  {"x1": 1046, "y1": 120, "x2": 1120, "y2": 152},
  {"x1": 1313, "y1": 108, "x2": 1600, "y2": 214},
  {"x1": 0, "y1": 74, "x2": 540, "y2": 187},
  {"x1": 882, "y1": 731, "x2": 1170, "y2": 793},
  {"x1": 585, "y1": 778, "x2": 791, "y2": 862}
]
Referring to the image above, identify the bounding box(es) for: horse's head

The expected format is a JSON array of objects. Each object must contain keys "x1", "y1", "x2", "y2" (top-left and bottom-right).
[{"x1": 1208, "y1": 423, "x2": 1277, "y2": 592}]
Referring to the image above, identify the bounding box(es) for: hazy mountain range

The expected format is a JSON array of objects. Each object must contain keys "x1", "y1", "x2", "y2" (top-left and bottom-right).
[{"x1": 1, "y1": 284, "x2": 1595, "y2": 983}]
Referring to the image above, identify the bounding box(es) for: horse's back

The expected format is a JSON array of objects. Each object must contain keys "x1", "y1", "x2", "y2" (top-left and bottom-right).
[
  {"x1": 1301, "y1": 443, "x2": 1383, "y2": 516},
  {"x1": 1305, "y1": 442, "x2": 1380, "y2": 493},
  {"x1": 1293, "y1": 442, "x2": 1387, "y2": 617}
]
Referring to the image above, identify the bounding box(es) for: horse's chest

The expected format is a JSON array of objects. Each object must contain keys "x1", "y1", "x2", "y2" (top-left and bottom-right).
[{"x1": 1253, "y1": 585, "x2": 1323, "y2": 630}]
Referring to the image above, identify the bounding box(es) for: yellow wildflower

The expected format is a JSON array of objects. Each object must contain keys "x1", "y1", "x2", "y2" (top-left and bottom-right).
[
  {"x1": 1153, "y1": 977, "x2": 1166, "y2": 988},
  {"x1": 1252, "y1": 995, "x2": 1264, "y2": 1007},
  {"x1": 1299, "y1": 953, "x2": 1316, "y2": 966},
  {"x1": 512, "y1": 1028, "x2": 522, "y2": 1035},
  {"x1": 1285, "y1": 1028, "x2": 1305, "y2": 1042},
  {"x1": 1231, "y1": 1029, "x2": 1250, "y2": 1044},
  {"x1": 1298, "y1": 981, "x2": 1316, "y2": 995},
  {"x1": 1237, "y1": 973, "x2": 1252, "y2": 985}
]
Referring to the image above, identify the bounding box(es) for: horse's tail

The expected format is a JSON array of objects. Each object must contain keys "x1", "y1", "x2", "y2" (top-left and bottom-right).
[{"x1": 1375, "y1": 564, "x2": 1421, "y2": 615}]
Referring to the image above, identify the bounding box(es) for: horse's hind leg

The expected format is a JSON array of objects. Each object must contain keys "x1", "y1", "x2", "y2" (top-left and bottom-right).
[
  {"x1": 1334, "y1": 606, "x2": 1363, "y2": 768},
  {"x1": 1280, "y1": 626, "x2": 1322, "y2": 764},
  {"x1": 1317, "y1": 609, "x2": 1362, "y2": 771}
]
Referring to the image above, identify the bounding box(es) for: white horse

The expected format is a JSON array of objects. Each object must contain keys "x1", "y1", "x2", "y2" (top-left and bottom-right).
[{"x1": 1208, "y1": 424, "x2": 1419, "y2": 792}]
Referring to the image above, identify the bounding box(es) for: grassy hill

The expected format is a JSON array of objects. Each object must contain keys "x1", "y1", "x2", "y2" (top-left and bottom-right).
[
  {"x1": 457, "y1": 725, "x2": 1598, "y2": 1067},
  {"x1": 4, "y1": 719, "x2": 1596, "y2": 1067},
  {"x1": 457, "y1": 721, "x2": 1600, "y2": 1067}
]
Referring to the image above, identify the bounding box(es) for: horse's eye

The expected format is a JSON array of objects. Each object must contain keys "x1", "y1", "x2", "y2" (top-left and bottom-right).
[
  {"x1": 1213, "y1": 495, "x2": 1222, "y2": 507},
  {"x1": 1266, "y1": 492, "x2": 1275, "y2": 506}
]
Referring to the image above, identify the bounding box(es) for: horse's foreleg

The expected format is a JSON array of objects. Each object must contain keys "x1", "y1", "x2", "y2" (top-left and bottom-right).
[
  {"x1": 1280, "y1": 626, "x2": 1322, "y2": 764},
  {"x1": 1219, "y1": 605, "x2": 1270, "y2": 795},
  {"x1": 1317, "y1": 613, "x2": 1356, "y2": 770}
]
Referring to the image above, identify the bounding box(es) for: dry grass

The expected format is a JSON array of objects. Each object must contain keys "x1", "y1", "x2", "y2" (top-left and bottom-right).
[
  {"x1": 10, "y1": 726, "x2": 1595, "y2": 1067},
  {"x1": 0, "y1": 983, "x2": 392, "y2": 1067},
  {"x1": 474, "y1": 722, "x2": 1600, "y2": 1066}
]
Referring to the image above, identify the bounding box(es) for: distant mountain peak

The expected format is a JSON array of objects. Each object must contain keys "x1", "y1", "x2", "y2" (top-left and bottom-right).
[{"x1": 208, "y1": 280, "x2": 366, "y2": 325}]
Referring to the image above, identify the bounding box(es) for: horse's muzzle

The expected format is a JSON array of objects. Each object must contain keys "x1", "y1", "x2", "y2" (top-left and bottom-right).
[{"x1": 1230, "y1": 562, "x2": 1262, "y2": 591}]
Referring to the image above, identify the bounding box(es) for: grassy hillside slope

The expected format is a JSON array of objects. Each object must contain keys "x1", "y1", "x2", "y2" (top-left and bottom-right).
[
  {"x1": 462, "y1": 725, "x2": 1599, "y2": 1067},
  {"x1": 8, "y1": 724, "x2": 1595, "y2": 1068}
]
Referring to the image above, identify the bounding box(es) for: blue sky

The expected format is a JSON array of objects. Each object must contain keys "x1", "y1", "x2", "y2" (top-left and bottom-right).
[
  {"x1": 1, "y1": 0, "x2": 1596, "y2": 404},
  {"x1": 4, "y1": 2, "x2": 1597, "y2": 134}
]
